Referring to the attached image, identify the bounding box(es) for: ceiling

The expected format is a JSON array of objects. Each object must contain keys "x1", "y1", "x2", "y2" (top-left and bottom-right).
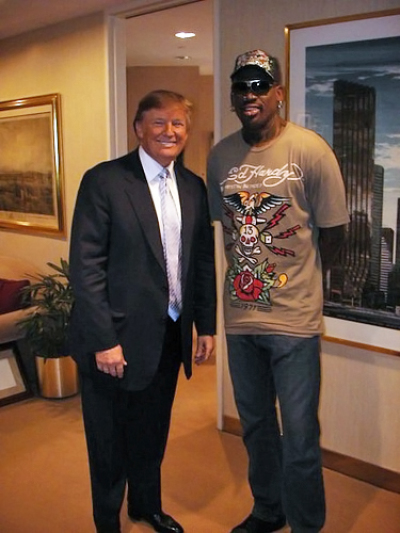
[{"x1": 0, "y1": 0, "x2": 213, "y2": 74}]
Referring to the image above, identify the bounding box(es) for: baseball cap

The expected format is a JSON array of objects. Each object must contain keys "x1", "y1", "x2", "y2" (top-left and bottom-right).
[{"x1": 231, "y1": 49, "x2": 281, "y2": 83}]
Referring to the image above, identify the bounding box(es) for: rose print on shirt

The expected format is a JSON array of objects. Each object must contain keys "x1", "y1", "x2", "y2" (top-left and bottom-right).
[
  {"x1": 233, "y1": 270, "x2": 264, "y2": 301},
  {"x1": 228, "y1": 259, "x2": 288, "y2": 306}
]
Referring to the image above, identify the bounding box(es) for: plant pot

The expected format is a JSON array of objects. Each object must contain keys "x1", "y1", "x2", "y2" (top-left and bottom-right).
[{"x1": 35, "y1": 355, "x2": 79, "y2": 399}]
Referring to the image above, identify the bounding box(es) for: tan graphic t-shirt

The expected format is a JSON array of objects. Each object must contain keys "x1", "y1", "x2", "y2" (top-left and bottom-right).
[{"x1": 207, "y1": 122, "x2": 349, "y2": 336}]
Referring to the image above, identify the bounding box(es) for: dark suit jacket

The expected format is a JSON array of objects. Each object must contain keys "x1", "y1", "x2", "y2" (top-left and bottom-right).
[{"x1": 69, "y1": 149, "x2": 216, "y2": 391}]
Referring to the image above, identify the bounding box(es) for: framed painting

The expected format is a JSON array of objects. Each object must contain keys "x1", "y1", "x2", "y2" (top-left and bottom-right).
[
  {"x1": 285, "y1": 10, "x2": 400, "y2": 348},
  {"x1": 0, "y1": 93, "x2": 65, "y2": 236},
  {"x1": 0, "y1": 344, "x2": 32, "y2": 407}
]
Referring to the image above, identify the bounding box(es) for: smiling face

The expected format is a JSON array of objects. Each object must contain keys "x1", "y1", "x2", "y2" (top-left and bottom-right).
[
  {"x1": 231, "y1": 66, "x2": 284, "y2": 144},
  {"x1": 135, "y1": 103, "x2": 189, "y2": 167}
]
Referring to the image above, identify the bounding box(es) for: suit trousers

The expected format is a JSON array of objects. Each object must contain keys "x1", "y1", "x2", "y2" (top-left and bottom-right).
[{"x1": 80, "y1": 318, "x2": 182, "y2": 533}]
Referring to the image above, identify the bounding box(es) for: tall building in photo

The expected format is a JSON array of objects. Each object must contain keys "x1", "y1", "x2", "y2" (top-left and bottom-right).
[
  {"x1": 396, "y1": 197, "x2": 400, "y2": 266},
  {"x1": 381, "y1": 227, "x2": 395, "y2": 308},
  {"x1": 387, "y1": 200, "x2": 400, "y2": 309},
  {"x1": 380, "y1": 235, "x2": 392, "y2": 295},
  {"x1": 382, "y1": 227, "x2": 394, "y2": 263},
  {"x1": 379, "y1": 228, "x2": 399, "y2": 309},
  {"x1": 370, "y1": 164, "x2": 384, "y2": 289},
  {"x1": 329, "y1": 79, "x2": 376, "y2": 306}
]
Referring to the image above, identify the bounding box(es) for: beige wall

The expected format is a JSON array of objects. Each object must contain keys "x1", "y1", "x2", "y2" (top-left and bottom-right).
[
  {"x1": 126, "y1": 66, "x2": 213, "y2": 180},
  {"x1": 216, "y1": 0, "x2": 400, "y2": 473},
  {"x1": 0, "y1": 13, "x2": 110, "y2": 271}
]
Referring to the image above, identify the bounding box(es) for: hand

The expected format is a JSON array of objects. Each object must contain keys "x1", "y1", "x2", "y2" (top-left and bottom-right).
[
  {"x1": 95, "y1": 345, "x2": 127, "y2": 378},
  {"x1": 194, "y1": 335, "x2": 214, "y2": 365}
]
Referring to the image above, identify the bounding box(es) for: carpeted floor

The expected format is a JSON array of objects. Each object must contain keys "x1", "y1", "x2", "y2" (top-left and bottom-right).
[{"x1": 1, "y1": 357, "x2": 400, "y2": 533}]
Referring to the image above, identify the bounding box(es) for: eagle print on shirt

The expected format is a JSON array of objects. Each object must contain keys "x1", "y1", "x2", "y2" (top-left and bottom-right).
[{"x1": 223, "y1": 191, "x2": 301, "y2": 309}]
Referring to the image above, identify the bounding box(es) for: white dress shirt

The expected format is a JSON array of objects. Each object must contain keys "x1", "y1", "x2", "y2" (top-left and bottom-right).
[{"x1": 138, "y1": 146, "x2": 182, "y2": 235}]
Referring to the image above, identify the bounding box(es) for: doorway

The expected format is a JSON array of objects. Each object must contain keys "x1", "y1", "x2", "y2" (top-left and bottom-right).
[
  {"x1": 107, "y1": 0, "x2": 214, "y2": 180},
  {"x1": 106, "y1": 0, "x2": 226, "y2": 430}
]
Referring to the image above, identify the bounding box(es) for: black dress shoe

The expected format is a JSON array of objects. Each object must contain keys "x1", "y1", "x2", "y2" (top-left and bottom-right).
[
  {"x1": 231, "y1": 513, "x2": 286, "y2": 533},
  {"x1": 96, "y1": 525, "x2": 121, "y2": 533},
  {"x1": 128, "y1": 510, "x2": 184, "y2": 533}
]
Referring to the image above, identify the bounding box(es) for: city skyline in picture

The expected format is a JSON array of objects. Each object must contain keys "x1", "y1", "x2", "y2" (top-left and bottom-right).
[{"x1": 305, "y1": 35, "x2": 400, "y2": 234}]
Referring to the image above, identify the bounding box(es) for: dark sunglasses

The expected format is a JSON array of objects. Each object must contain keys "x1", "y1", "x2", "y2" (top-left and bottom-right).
[{"x1": 231, "y1": 79, "x2": 274, "y2": 96}]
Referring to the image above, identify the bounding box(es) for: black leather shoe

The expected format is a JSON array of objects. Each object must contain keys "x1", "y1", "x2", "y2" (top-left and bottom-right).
[
  {"x1": 231, "y1": 514, "x2": 286, "y2": 533},
  {"x1": 96, "y1": 525, "x2": 120, "y2": 533},
  {"x1": 128, "y1": 510, "x2": 184, "y2": 533}
]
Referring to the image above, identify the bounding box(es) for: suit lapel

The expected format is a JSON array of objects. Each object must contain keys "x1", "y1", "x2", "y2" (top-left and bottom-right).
[
  {"x1": 176, "y1": 166, "x2": 195, "y2": 286},
  {"x1": 123, "y1": 151, "x2": 165, "y2": 271},
  {"x1": 122, "y1": 151, "x2": 196, "y2": 285}
]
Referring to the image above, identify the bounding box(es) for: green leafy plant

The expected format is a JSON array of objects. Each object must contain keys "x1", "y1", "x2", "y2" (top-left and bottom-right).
[{"x1": 18, "y1": 258, "x2": 73, "y2": 358}]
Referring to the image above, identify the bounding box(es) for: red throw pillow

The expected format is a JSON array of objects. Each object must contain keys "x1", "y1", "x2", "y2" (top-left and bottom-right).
[{"x1": 0, "y1": 278, "x2": 30, "y2": 315}]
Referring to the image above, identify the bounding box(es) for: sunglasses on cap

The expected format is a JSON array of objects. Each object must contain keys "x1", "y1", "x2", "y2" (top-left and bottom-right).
[{"x1": 231, "y1": 79, "x2": 275, "y2": 96}]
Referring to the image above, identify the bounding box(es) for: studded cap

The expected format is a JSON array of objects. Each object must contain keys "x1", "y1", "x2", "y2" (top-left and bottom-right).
[{"x1": 231, "y1": 49, "x2": 281, "y2": 82}]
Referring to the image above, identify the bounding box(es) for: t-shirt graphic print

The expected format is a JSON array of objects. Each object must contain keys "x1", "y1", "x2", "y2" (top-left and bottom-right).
[{"x1": 223, "y1": 189, "x2": 300, "y2": 310}]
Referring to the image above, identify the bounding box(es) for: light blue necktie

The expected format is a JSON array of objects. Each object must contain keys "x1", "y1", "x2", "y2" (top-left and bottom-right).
[{"x1": 159, "y1": 167, "x2": 182, "y2": 320}]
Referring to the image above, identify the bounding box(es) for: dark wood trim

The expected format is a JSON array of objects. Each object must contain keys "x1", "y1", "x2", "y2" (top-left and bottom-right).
[
  {"x1": 322, "y1": 335, "x2": 400, "y2": 358},
  {"x1": 223, "y1": 415, "x2": 242, "y2": 436},
  {"x1": 322, "y1": 449, "x2": 400, "y2": 494},
  {"x1": 222, "y1": 416, "x2": 400, "y2": 494}
]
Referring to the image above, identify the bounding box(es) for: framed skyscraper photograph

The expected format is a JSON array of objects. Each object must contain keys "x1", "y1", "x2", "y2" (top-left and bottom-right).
[{"x1": 285, "y1": 10, "x2": 400, "y2": 348}]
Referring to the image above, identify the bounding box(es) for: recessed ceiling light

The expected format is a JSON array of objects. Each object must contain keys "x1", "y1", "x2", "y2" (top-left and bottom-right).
[{"x1": 175, "y1": 32, "x2": 196, "y2": 39}]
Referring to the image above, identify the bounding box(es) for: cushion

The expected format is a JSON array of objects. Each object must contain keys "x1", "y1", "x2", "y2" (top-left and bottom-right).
[{"x1": 0, "y1": 278, "x2": 30, "y2": 315}]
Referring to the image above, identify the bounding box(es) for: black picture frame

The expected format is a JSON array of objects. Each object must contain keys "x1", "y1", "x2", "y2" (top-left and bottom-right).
[{"x1": 0, "y1": 343, "x2": 32, "y2": 407}]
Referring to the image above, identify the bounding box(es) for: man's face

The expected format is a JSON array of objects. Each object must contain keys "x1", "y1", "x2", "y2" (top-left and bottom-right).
[
  {"x1": 231, "y1": 66, "x2": 283, "y2": 132},
  {"x1": 135, "y1": 103, "x2": 189, "y2": 167}
]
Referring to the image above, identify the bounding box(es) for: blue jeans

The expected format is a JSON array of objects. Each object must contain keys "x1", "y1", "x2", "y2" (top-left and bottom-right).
[{"x1": 227, "y1": 334, "x2": 325, "y2": 533}]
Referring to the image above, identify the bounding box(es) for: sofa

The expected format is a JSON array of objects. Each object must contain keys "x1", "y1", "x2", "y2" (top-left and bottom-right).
[
  {"x1": 0, "y1": 255, "x2": 39, "y2": 345},
  {"x1": 0, "y1": 255, "x2": 43, "y2": 395}
]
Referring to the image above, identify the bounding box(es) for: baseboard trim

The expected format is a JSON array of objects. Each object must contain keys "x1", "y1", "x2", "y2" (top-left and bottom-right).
[
  {"x1": 322, "y1": 449, "x2": 400, "y2": 494},
  {"x1": 223, "y1": 415, "x2": 242, "y2": 436},
  {"x1": 222, "y1": 416, "x2": 400, "y2": 494}
]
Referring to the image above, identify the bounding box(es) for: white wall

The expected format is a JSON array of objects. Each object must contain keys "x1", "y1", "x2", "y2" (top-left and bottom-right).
[
  {"x1": 321, "y1": 341, "x2": 400, "y2": 472},
  {"x1": 216, "y1": 0, "x2": 400, "y2": 473}
]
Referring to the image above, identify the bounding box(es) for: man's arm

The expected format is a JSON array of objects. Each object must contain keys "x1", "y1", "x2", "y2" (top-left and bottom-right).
[
  {"x1": 318, "y1": 224, "x2": 347, "y2": 271},
  {"x1": 69, "y1": 168, "x2": 119, "y2": 353},
  {"x1": 193, "y1": 178, "x2": 217, "y2": 336}
]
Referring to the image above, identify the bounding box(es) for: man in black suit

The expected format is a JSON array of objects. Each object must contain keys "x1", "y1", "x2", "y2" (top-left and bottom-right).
[{"x1": 69, "y1": 90, "x2": 216, "y2": 533}]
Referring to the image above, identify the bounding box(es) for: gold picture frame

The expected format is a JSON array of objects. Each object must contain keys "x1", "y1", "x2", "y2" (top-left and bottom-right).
[{"x1": 0, "y1": 93, "x2": 65, "y2": 236}]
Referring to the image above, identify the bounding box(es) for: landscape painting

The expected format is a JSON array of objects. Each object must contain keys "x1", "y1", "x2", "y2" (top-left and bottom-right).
[{"x1": 0, "y1": 94, "x2": 65, "y2": 235}]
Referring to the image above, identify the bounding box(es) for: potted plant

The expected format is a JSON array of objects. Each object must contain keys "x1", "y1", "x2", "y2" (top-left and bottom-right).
[{"x1": 18, "y1": 258, "x2": 79, "y2": 399}]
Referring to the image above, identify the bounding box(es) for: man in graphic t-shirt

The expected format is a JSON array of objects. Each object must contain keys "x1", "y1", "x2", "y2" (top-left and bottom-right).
[{"x1": 207, "y1": 50, "x2": 349, "y2": 533}]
